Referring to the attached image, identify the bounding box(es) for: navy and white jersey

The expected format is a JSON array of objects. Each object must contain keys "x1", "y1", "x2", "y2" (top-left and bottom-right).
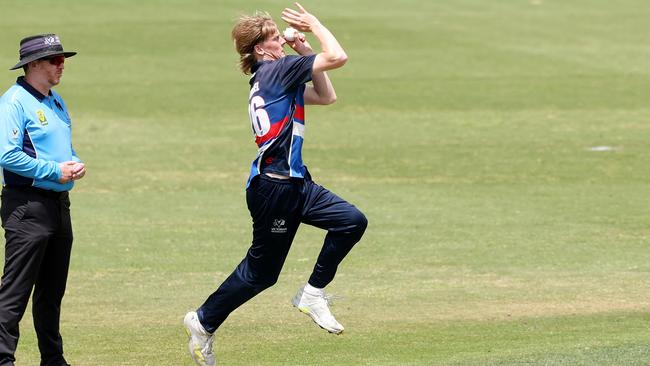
[
  {"x1": 246, "y1": 54, "x2": 316, "y2": 187},
  {"x1": 0, "y1": 77, "x2": 81, "y2": 192}
]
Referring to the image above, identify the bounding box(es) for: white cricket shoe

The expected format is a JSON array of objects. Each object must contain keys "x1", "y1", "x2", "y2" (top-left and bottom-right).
[
  {"x1": 292, "y1": 284, "x2": 344, "y2": 334},
  {"x1": 184, "y1": 311, "x2": 216, "y2": 366}
]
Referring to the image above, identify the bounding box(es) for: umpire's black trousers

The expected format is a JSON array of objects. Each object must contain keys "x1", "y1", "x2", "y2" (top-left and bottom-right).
[{"x1": 0, "y1": 186, "x2": 72, "y2": 366}]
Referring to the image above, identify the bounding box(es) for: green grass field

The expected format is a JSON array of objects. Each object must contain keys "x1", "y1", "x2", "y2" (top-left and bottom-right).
[{"x1": 1, "y1": 0, "x2": 650, "y2": 364}]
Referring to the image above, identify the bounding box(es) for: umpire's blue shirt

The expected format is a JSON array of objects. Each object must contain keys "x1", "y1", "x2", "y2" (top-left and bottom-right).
[{"x1": 0, "y1": 77, "x2": 81, "y2": 192}]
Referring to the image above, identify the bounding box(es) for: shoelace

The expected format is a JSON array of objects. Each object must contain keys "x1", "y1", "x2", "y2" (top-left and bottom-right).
[
  {"x1": 204, "y1": 334, "x2": 214, "y2": 355},
  {"x1": 322, "y1": 293, "x2": 344, "y2": 306}
]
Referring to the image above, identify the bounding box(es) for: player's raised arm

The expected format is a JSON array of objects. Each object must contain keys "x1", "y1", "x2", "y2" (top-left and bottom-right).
[{"x1": 281, "y1": 3, "x2": 347, "y2": 73}]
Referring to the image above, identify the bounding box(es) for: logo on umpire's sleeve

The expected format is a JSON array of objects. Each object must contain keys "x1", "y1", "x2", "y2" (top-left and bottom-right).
[{"x1": 271, "y1": 219, "x2": 287, "y2": 234}]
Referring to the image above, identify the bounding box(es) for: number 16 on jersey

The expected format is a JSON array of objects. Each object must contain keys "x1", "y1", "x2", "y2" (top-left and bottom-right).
[{"x1": 249, "y1": 92, "x2": 270, "y2": 138}]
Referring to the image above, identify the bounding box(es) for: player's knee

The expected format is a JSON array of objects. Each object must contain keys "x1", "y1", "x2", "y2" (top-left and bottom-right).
[
  {"x1": 238, "y1": 265, "x2": 281, "y2": 291},
  {"x1": 253, "y1": 268, "x2": 283, "y2": 290},
  {"x1": 260, "y1": 274, "x2": 280, "y2": 289},
  {"x1": 350, "y1": 209, "x2": 368, "y2": 234}
]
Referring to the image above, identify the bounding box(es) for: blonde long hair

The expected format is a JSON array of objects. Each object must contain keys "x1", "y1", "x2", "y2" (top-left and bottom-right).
[{"x1": 231, "y1": 12, "x2": 277, "y2": 74}]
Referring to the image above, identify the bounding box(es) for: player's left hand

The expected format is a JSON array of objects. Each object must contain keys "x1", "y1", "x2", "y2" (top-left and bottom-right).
[{"x1": 282, "y1": 3, "x2": 320, "y2": 33}]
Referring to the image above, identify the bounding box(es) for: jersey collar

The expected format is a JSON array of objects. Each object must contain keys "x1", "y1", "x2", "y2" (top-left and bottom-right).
[
  {"x1": 16, "y1": 76, "x2": 50, "y2": 102},
  {"x1": 251, "y1": 60, "x2": 274, "y2": 75}
]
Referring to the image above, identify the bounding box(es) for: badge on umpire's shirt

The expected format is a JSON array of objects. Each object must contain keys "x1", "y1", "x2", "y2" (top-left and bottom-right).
[{"x1": 36, "y1": 110, "x2": 48, "y2": 126}]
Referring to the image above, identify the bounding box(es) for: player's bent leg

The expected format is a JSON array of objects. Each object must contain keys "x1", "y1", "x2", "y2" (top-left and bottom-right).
[
  {"x1": 184, "y1": 311, "x2": 216, "y2": 366},
  {"x1": 307, "y1": 202, "x2": 368, "y2": 289},
  {"x1": 298, "y1": 180, "x2": 368, "y2": 333}
]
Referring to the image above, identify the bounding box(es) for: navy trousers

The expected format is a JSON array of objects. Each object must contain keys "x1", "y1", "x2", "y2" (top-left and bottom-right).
[
  {"x1": 0, "y1": 187, "x2": 72, "y2": 366},
  {"x1": 197, "y1": 174, "x2": 367, "y2": 333}
]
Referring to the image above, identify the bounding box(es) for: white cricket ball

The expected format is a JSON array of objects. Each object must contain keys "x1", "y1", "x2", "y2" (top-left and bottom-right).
[{"x1": 283, "y1": 27, "x2": 297, "y2": 41}]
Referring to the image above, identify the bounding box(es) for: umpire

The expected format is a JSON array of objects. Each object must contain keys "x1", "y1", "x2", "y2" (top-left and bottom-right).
[{"x1": 0, "y1": 34, "x2": 85, "y2": 366}]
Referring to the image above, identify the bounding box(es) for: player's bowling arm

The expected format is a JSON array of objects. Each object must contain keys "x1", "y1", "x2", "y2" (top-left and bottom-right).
[
  {"x1": 282, "y1": 3, "x2": 347, "y2": 72},
  {"x1": 304, "y1": 72, "x2": 336, "y2": 105}
]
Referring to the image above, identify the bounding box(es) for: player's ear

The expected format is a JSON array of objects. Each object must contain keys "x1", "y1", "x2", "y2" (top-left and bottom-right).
[{"x1": 254, "y1": 44, "x2": 265, "y2": 57}]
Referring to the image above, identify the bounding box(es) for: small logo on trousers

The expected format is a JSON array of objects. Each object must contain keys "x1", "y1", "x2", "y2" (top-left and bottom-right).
[{"x1": 271, "y1": 219, "x2": 287, "y2": 234}]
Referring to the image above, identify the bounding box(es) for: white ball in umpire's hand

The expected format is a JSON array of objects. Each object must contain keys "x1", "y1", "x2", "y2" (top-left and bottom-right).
[{"x1": 283, "y1": 27, "x2": 297, "y2": 41}]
